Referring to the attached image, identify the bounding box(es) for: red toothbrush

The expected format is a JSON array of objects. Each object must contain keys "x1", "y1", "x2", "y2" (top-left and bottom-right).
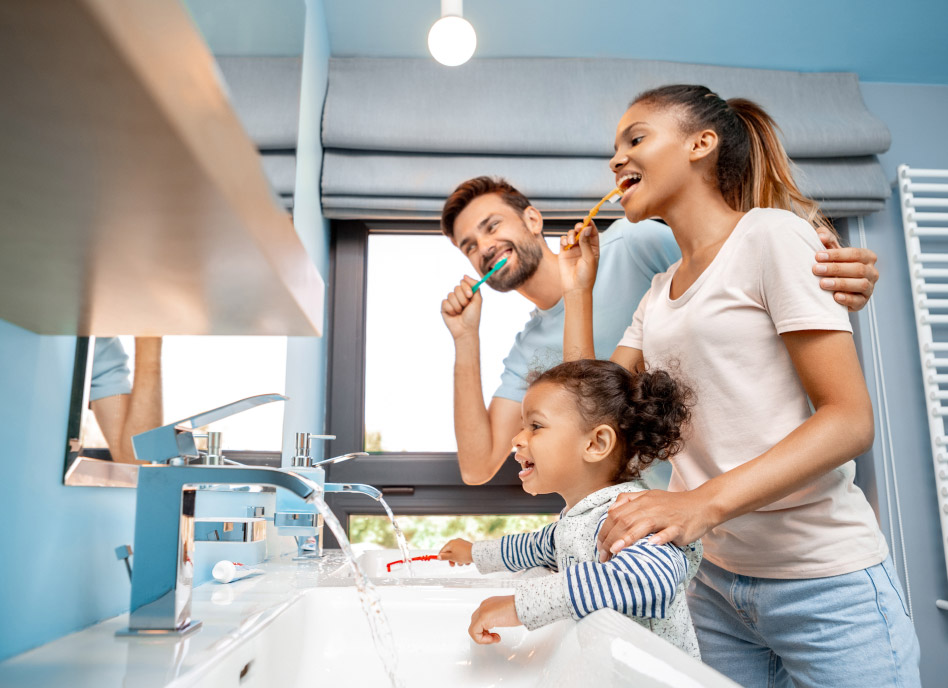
[{"x1": 385, "y1": 554, "x2": 439, "y2": 572}]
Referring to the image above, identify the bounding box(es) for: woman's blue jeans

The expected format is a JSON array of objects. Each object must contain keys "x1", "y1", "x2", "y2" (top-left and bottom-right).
[{"x1": 688, "y1": 557, "x2": 921, "y2": 687}]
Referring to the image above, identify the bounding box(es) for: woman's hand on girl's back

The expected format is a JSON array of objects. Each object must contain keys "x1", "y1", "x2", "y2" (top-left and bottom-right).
[
  {"x1": 596, "y1": 489, "x2": 714, "y2": 560},
  {"x1": 558, "y1": 221, "x2": 601, "y2": 294}
]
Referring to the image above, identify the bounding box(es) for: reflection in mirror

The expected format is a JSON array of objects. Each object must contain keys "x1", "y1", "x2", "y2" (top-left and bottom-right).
[
  {"x1": 90, "y1": 336, "x2": 164, "y2": 464},
  {"x1": 64, "y1": 336, "x2": 289, "y2": 487}
]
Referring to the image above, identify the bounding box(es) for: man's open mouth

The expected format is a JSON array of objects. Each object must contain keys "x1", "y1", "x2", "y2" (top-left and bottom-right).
[{"x1": 486, "y1": 248, "x2": 513, "y2": 273}]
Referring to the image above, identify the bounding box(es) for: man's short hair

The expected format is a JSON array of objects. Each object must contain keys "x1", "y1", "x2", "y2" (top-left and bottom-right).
[{"x1": 441, "y1": 176, "x2": 532, "y2": 240}]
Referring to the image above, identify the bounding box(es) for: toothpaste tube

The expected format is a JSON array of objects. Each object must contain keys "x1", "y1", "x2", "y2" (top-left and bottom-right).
[{"x1": 212, "y1": 560, "x2": 264, "y2": 584}]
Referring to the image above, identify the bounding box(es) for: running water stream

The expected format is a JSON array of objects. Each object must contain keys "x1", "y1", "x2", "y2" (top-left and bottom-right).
[
  {"x1": 377, "y1": 495, "x2": 414, "y2": 577},
  {"x1": 307, "y1": 492, "x2": 405, "y2": 688}
]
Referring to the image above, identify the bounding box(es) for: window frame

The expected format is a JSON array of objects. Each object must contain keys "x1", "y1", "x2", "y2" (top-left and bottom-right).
[{"x1": 322, "y1": 220, "x2": 565, "y2": 545}]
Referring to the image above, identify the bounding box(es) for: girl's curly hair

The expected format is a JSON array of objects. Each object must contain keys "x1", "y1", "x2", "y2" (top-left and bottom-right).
[{"x1": 530, "y1": 359, "x2": 693, "y2": 481}]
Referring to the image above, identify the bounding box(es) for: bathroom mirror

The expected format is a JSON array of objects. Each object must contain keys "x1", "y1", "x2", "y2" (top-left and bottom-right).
[
  {"x1": 60, "y1": 14, "x2": 305, "y2": 488},
  {"x1": 63, "y1": 335, "x2": 289, "y2": 487}
]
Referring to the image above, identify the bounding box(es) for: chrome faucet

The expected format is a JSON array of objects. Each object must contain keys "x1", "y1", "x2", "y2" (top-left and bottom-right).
[
  {"x1": 117, "y1": 465, "x2": 320, "y2": 637},
  {"x1": 275, "y1": 432, "x2": 377, "y2": 558},
  {"x1": 289, "y1": 432, "x2": 369, "y2": 468},
  {"x1": 324, "y1": 482, "x2": 382, "y2": 500},
  {"x1": 131, "y1": 393, "x2": 287, "y2": 464},
  {"x1": 274, "y1": 480, "x2": 382, "y2": 559}
]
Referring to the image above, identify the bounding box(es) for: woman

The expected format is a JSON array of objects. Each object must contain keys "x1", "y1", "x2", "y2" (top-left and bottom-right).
[{"x1": 559, "y1": 84, "x2": 920, "y2": 687}]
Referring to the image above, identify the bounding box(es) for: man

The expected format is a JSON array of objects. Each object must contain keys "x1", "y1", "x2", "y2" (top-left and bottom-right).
[{"x1": 440, "y1": 177, "x2": 879, "y2": 485}]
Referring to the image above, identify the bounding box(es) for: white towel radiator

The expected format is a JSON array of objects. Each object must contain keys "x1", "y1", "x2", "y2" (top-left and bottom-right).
[{"x1": 897, "y1": 164, "x2": 948, "y2": 596}]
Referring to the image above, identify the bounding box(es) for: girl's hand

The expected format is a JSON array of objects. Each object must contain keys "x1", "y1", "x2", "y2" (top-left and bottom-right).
[
  {"x1": 595, "y1": 489, "x2": 715, "y2": 561},
  {"x1": 558, "y1": 221, "x2": 600, "y2": 294},
  {"x1": 438, "y1": 538, "x2": 474, "y2": 566},
  {"x1": 812, "y1": 231, "x2": 879, "y2": 313},
  {"x1": 468, "y1": 595, "x2": 520, "y2": 644}
]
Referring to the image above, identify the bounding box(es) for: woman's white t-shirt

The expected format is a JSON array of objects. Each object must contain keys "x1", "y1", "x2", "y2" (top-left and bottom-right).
[{"x1": 618, "y1": 208, "x2": 888, "y2": 578}]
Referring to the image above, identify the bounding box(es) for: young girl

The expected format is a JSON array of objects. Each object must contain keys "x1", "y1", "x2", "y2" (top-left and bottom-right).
[
  {"x1": 560, "y1": 85, "x2": 920, "y2": 686},
  {"x1": 438, "y1": 359, "x2": 702, "y2": 656}
]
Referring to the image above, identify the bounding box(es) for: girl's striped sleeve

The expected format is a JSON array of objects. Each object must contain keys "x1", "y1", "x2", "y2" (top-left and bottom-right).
[
  {"x1": 514, "y1": 537, "x2": 689, "y2": 630},
  {"x1": 472, "y1": 523, "x2": 559, "y2": 574}
]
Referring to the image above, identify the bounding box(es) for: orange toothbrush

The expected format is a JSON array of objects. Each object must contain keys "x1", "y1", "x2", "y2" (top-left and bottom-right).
[{"x1": 563, "y1": 186, "x2": 622, "y2": 250}]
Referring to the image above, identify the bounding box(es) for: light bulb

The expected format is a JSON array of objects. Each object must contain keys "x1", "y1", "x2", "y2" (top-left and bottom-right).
[{"x1": 427, "y1": 15, "x2": 476, "y2": 67}]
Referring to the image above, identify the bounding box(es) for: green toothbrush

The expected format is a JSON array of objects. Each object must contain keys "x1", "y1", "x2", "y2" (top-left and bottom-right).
[{"x1": 471, "y1": 257, "x2": 508, "y2": 293}]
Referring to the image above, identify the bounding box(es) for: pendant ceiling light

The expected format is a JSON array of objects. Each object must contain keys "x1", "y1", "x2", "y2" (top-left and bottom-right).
[{"x1": 427, "y1": 0, "x2": 477, "y2": 67}]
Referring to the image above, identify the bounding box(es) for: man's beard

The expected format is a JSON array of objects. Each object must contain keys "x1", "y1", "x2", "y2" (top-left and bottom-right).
[{"x1": 486, "y1": 239, "x2": 544, "y2": 292}]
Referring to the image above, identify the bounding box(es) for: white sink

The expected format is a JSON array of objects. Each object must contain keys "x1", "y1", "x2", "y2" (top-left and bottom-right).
[
  {"x1": 0, "y1": 553, "x2": 737, "y2": 688},
  {"x1": 170, "y1": 585, "x2": 740, "y2": 688},
  {"x1": 332, "y1": 548, "x2": 544, "y2": 581}
]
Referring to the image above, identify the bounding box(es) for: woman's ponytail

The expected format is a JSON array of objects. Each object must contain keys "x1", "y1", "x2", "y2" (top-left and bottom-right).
[{"x1": 727, "y1": 99, "x2": 834, "y2": 235}]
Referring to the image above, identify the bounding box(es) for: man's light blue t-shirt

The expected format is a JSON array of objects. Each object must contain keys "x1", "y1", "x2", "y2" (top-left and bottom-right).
[{"x1": 494, "y1": 218, "x2": 681, "y2": 403}]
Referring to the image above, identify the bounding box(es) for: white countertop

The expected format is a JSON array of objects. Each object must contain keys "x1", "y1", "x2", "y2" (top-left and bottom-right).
[{"x1": 0, "y1": 551, "x2": 444, "y2": 688}]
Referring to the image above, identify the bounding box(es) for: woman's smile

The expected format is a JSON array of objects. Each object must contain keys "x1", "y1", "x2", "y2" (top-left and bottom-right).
[{"x1": 619, "y1": 173, "x2": 643, "y2": 209}]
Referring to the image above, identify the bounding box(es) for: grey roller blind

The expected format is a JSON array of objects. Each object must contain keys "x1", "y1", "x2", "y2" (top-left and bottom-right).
[
  {"x1": 321, "y1": 58, "x2": 891, "y2": 219},
  {"x1": 217, "y1": 56, "x2": 302, "y2": 210}
]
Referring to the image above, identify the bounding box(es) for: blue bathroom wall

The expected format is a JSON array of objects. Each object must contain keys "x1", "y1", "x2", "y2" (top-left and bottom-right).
[
  {"x1": 183, "y1": 0, "x2": 306, "y2": 55},
  {"x1": 182, "y1": 0, "x2": 333, "y2": 462},
  {"x1": 282, "y1": 0, "x2": 333, "y2": 465},
  {"x1": 0, "y1": 323, "x2": 138, "y2": 661},
  {"x1": 0, "y1": 0, "x2": 332, "y2": 663},
  {"x1": 851, "y1": 82, "x2": 948, "y2": 686},
  {"x1": 323, "y1": 0, "x2": 948, "y2": 85}
]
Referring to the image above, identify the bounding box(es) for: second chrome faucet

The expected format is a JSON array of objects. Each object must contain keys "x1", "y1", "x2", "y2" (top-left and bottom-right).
[{"x1": 275, "y1": 432, "x2": 377, "y2": 558}]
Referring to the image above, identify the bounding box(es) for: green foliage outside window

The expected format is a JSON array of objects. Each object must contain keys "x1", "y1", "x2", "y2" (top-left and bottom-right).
[
  {"x1": 349, "y1": 513, "x2": 559, "y2": 550},
  {"x1": 364, "y1": 430, "x2": 383, "y2": 453}
]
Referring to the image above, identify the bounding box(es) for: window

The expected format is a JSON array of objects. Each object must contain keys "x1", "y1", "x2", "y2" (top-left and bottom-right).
[
  {"x1": 324, "y1": 221, "x2": 566, "y2": 545},
  {"x1": 350, "y1": 514, "x2": 558, "y2": 550},
  {"x1": 364, "y1": 234, "x2": 559, "y2": 452}
]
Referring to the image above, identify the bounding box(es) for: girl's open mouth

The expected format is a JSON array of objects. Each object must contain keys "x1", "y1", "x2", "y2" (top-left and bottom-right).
[{"x1": 517, "y1": 459, "x2": 535, "y2": 480}]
